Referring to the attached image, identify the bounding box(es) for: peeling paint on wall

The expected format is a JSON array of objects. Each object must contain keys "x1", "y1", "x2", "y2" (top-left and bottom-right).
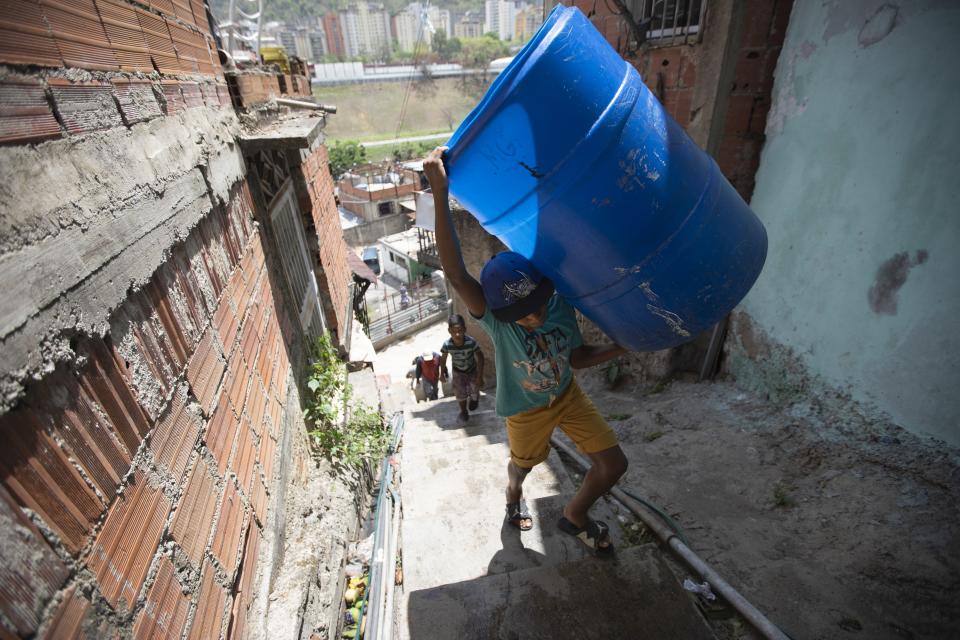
[
  {"x1": 867, "y1": 250, "x2": 928, "y2": 315},
  {"x1": 738, "y1": 0, "x2": 960, "y2": 444},
  {"x1": 859, "y1": 4, "x2": 900, "y2": 47}
]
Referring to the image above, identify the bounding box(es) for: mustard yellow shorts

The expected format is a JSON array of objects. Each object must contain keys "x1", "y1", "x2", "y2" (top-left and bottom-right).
[{"x1": 505, "y1": 378, "x2": 618, "y2": 469}]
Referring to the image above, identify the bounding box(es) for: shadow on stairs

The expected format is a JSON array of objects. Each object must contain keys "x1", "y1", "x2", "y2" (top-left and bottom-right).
[{"x1": 396, "y1": 393, "x2": 716, "y2": 640}]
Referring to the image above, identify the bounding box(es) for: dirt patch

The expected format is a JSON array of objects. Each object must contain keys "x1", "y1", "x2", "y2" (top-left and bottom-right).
[{"x1": 577, "y1": 372, "x2": 960, "y2": 640}]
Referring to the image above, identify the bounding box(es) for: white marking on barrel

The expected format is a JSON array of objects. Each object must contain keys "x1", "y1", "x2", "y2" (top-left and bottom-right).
[{"x1": 646, "y1": 304, "x2": 691, "y2": 337}]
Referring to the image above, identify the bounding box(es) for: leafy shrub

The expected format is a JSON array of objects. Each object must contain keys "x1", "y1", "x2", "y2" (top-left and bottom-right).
[{"x1": 305, "y1": 333, "x2": 390, "y2": 469}]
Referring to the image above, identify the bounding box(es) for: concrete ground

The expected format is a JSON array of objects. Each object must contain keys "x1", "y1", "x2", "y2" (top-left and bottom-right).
[
  {"x1": 373, "y1": 325, "x2": 960, "y2": 640},
  {"x1": 396, "y1": 393, "x2": 717, "y2": 640}
]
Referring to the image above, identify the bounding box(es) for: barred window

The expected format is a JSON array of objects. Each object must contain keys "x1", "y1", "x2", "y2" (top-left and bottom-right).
[{"x1": 628, "y1": 0, "x2": 704, "y2": 46}]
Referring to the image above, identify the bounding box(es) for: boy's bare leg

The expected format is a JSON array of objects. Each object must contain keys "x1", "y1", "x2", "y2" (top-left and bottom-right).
[
  {"x1": 506, "y1": 461, "x2": 532, "y2": 528},
  {"x1": 562, "y1": 446, "x2": 628, "y2": 545}
]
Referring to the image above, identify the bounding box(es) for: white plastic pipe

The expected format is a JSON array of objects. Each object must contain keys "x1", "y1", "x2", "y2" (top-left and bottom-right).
[{"x1": 379, "y1": 494, "x2": 402, "y2": 640}]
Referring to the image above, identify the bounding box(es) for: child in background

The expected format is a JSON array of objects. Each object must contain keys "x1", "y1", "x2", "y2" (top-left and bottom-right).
[
  {"x1": 441, "y1": 314, "x2": 485, "y2": 422},
  {"x1": 414, "y1": 350, "x2": 444, "y2": 401}
]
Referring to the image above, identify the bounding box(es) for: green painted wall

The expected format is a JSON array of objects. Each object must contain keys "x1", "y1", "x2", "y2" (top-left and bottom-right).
[{"x1": 737, "y1": 1, "x2": 960, "y2": 444}]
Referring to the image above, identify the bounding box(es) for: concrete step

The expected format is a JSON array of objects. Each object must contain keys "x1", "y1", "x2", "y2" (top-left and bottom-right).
[
  {"x1": 398, "y1": 543, "x2": 717, "y2": 640},
  {"x1": 400, "y1": 434, "x2": 513, "y2": 467},
  {"x1": 401, "y1": 429, "x2": 510, "y2": 460},
  {"x1": 379, "y1": 380, "x2": 414, "y2": 416},
  {"x1": 402, "y1": 412, "x2": 504, "y2": 446},
  {"x1": 401, "y1": 448, "x2": 575, "y2": 520},
  {"x1": 402, "y1": 492, "x2": 617, "y2": 591}
]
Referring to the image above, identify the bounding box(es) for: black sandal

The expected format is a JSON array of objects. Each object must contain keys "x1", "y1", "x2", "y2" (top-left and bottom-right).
[
  {"x1": 506, "y1": 500, "x2": 533, "y2": 531},
  {"x1": 557, "y1": 516, "x2": 614, "y2": 555}
]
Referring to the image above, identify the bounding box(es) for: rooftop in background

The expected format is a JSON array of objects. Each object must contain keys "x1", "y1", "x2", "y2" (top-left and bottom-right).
[
  {"x1": 339, "y1": 207, "x2": 364, "y2": 229},
  {"x1": 379, "y1": 227, "x2": 423, "y2": 257},
  {"x1": 341, "y1": 163, "x2": 419, "y2": 193}
]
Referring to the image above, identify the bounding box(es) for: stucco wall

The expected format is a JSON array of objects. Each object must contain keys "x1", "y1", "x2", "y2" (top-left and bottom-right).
[
  {"x1": 731, "y1": 1, "x2": 960, "y2": 444},
  {"x1": 342, "y1": 213, "x2": 412, "y2": 248}
]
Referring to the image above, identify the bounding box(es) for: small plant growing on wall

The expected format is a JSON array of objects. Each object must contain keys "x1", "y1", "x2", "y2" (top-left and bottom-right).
[{"x1": 305, "y1": 333, "x2": 390, "y2": 469}]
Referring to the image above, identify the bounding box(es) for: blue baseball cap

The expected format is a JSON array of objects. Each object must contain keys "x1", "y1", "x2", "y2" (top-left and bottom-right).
[{"x1": 480, "y1": 252, "x2": 555, "y2": 322}]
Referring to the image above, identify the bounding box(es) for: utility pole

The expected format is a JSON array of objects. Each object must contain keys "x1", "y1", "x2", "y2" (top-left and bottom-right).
[
  {"x1": 228, "y1": 0, "x2": 236, "y2": 55},
  {"x1": 256, "y1": 0, "x2": 264, "y2": 61}
]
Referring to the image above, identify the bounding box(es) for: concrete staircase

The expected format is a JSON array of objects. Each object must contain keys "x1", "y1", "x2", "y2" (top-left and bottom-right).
[{"x1": 397, "y1": 394, "x2": 717, "y2": 639}]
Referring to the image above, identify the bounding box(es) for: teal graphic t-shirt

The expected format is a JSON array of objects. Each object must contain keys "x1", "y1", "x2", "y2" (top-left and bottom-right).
[{"x1": 475, "y1": 294, "x2": 583, "y2": 417}]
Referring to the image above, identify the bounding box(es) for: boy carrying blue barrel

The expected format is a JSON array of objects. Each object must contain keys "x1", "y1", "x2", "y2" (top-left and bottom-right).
[{"x1": 423, "y1": 146, "x2": 629, "y2": 554}]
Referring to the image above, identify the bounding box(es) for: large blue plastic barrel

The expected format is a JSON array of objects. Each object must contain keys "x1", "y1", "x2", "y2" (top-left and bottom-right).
[{"x1": 445, "y1": 6, "x2": 767, "y2": 351}]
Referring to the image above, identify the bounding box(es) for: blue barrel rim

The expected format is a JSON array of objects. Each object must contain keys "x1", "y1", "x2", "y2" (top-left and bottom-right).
[{"x1": 446, "y1": 5, "x2": 569, "y2": 157}]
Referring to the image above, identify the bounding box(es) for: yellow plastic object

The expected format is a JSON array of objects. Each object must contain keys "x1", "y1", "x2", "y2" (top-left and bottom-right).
[{"x1": 260, "y1": 46, "x2": 290, "y2": 73}]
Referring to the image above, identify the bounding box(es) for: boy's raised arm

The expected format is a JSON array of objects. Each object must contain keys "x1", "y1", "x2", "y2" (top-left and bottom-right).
[{"x1": 423, "y1": 147, "x2": 487, "y2": 319}]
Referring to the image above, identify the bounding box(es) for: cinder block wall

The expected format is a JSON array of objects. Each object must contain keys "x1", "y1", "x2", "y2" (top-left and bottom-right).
[{"x1": 0, "y1": 2, "x2": 307, "y2": 637}]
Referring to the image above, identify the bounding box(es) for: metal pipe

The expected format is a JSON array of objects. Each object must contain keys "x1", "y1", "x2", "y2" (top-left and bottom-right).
[
  {"x1": 276, "y1": 97, "x2": 338, "y2": 113},
  {"x1": 379, "y1": 492, "x2": 401, "y2": 640},
  {"x1": 365, "y1": 460, "x2": 392, "y2": 638},
  {"x1": 550, "y1": 436, "x2": 791, "y2": 640}
]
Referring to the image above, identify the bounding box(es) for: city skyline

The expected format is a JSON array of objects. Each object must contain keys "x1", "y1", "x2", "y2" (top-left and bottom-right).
[{"x1": 225, "y1": 0, "x2": 544, "y2": 63}]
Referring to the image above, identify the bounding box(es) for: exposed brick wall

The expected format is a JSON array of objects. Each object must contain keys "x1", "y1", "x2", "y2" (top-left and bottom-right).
[
  {"x1": 713, "y1": 0, "x2": 792, "y2": 201},
  {"x1": 302, "y1": 143, "x2": 353, "y2": 337},
  {"x1": 0, "y1": 0, "x2": 228, "y2": 144},
  {"x1": 226, "y1": 71, "x2": 312, "y2": 109},
  {"x1": 0, "y1": 182, "x2": 301, "y2": 638}
]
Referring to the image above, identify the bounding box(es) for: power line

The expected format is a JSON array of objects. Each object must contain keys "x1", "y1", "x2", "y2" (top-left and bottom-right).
[{"x1": 394, "y1": 2, "x2": 432, "y2": 144}]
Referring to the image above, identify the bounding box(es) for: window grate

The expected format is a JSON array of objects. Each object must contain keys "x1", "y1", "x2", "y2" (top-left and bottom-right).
[
  {"x1": 627, "y1": 0, "x2": 705, "y2": 47},
  {"x1": 270, "y1": 182, "x2": 327, "y2": 340}
]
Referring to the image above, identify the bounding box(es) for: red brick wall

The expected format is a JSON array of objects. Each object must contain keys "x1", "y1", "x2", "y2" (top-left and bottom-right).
[
  {"x1": 303, "y1": 143, "x2": 353, "y2": 336},
  {"x1": 0, "y1": 181, "x2": 300, "y2": 638},
  {"x1": 713, "y1": 0, "x2": 792, "y2": 200},
  {"x1": 0, "y1": 0, "x2": 228, "y2": 144}
]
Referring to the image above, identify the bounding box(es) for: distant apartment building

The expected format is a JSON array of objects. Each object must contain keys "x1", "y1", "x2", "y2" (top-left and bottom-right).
[
  {"x1": 393, "y1": 9, "x2": 424, "y2": 52},
  {"x1": 293, "y1": 29, "x2": 314, "y2": 59},
  {"x1": 341, "y1": 2, "x2": 393, "y2": 59},
  {"x1": 485, "y1": 0, "x2": 517, "y2": 41},
  {"x1": 278, "y1": 30, "x2": 297, "y2": 54},
  {"x1": 323, "y1": 12, "x2": 347, "y2": 58},
  {"x1": 514, "y1": 5, "x2": 543, "y2": 42},
  {"x1": 310, "y1": 29, "x2": 328, "y2": 58},
  {"x1": 432, "y1": 6, "x2": 453, "y2": 38},
  {"x1": 393, "y1": 3, "x2": 452, "y2": 52},
  {"x1": 275, "y1": 27, "x2": 327, "y2": 62},
  {"x1": 454, "y1": 10, "x2": 484, "y2": 39}
]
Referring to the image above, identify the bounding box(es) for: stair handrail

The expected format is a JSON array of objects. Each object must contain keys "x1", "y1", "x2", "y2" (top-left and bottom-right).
[{"x1": 358, "y1": 411, "x2": 405, "y2": 639}]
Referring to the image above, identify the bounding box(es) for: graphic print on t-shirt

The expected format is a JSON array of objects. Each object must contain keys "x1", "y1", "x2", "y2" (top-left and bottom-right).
[{"x1": 512, "y1": 326, "x2": 571, "y2": 394}]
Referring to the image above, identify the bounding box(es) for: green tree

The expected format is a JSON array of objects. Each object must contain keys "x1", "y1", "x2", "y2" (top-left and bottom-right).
[
  {"x1": 459, "y1": 34, "x2": 508, "y2": 68},
  {"x1": 329, "y1": 140, "x2": 367, "y2": 178},
  {"x1": 458, "y1": 34, "x2": 509, "y2": 97},
  {"x1": 432, "y1": 29, "x2": 463, "y2": 62}
]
